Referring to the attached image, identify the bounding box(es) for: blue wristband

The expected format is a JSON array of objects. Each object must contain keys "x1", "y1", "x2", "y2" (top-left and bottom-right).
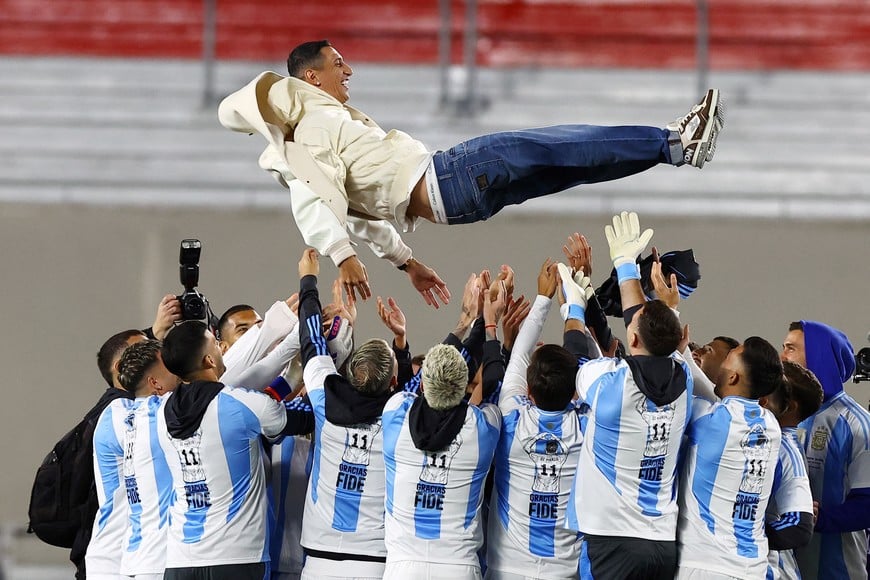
[
  {"x1": 567, "y1": 304, "x2": 586, "y2": 323},
  {"x1": 265, "y1": 376, "x2": 292, "y2": 402},
  {"x1": 616, "y1": 262, "x2": 641, "y2": 283}
]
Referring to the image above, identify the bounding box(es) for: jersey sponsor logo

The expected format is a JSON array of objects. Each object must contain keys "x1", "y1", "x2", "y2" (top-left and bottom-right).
[
  {"x1": 732, "y1": 424, "x2": 772, "y2": 521},
  {"x1": 171, "y1": 429, "x2": 212, "y2": 510},
  {"x1": 414, "y1": 436, "x2": 462, "y2": 511},
  {"x1": 810, "y1": 426, "x2": 829, "y2": 451},
  {"x1": 122, "y1": 411, "x2": 141, "y2": 505},
  {"x1": 636, "y1": 399, "x2": 676, "y2": 482},
  {"x1": 336, "y1": 421, "x2": 381, "y2": 493}
]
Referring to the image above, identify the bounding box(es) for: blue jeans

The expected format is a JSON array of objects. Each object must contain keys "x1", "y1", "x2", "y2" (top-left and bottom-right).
[{"x1": 432, "y1": 124, "x2": 675, "y2": 224}]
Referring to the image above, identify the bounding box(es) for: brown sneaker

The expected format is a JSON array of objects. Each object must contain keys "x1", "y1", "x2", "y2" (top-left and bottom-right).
[{"x1": 667, "y1": 89, "x2": 724, "y2": 168}]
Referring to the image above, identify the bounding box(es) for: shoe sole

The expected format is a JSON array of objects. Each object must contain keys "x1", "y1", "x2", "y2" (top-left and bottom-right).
[
  {"x1": 691, "y1": 89, "x2": 720, "y2": 169},
  {"x1": 705, "y1": 96, "x2": 726, "y2": 163}
]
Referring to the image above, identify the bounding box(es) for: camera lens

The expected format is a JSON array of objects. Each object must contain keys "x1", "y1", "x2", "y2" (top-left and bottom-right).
[
  {"x1": 856, "y1": 347, "x2": 870, "y2": 375},
  {"x1": 184, "y1": 295, "x2": 206, "y2": 320}
]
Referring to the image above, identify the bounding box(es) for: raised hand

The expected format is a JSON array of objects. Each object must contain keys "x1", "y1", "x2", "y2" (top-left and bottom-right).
[
  {"x1": 299, "y1": 248, "x2": 320, "y2": 278},
  {"x1": 501, "y1": 295, "x2": 531, "y2": 351},
  {"x1": 338, "y1": 255, "x2": 370, "y2": 302},
  {"x1": 650, "y1": 260, "x2": 680, "y2": 310},
  {"x1": 537, "y1": 258, "x2": 559, "y2": 298},
  {"x1": 405, "y1": 258, "x2": 450, "y2": 309},
  {"x1": 151, "y1": 294, "x2": 182, "y2": 340},
  {"x1": 562, "y1": 233, "x2": 593, "y2": 279},
  {"x1": 453, "y1": 273, "x2": 480, "y2": 338},
  {"x1": 484, "y1": 277, "x2": 508, "y2": 327},
  {"x1": 604, "y1": 211, "x2": 653, "y2": 267},
  {"x1": 377, "y1": 296, "x2": 407, "y2": 338},
  {"x1": 556, "y1": 262, "x2": 594, "y2": 322}
]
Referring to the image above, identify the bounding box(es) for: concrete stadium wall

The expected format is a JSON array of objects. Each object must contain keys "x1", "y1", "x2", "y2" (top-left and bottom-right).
[{"x1": 1, "y1": 202, "x2": 868, "y2": 540}]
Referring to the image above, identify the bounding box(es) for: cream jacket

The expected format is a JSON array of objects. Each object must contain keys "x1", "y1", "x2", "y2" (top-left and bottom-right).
[{"x1": 219, "y1": 72, "x2": 431, "y2": 267}]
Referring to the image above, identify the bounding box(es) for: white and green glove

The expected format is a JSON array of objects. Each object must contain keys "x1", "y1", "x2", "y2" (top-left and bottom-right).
[
  {"x1": 604, "y1": 211, "x2": 654, "y2": 283},
  {"x1": 557, "y1": 263, "x2": 594, "y2": 322}
]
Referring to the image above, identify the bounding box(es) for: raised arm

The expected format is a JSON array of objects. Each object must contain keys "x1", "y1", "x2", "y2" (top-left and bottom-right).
[
  {"x1": 499, "y1": 259, "x2": 556, "y2": 413},
  {"x1": 377, "y1": 295, "x2": 413, "y2": 387},
  {"x1": 604, "y1": 211, "x2": 653, "y2": 323},
  {"x1": 297, "y1": 249, "x2": 335, "y2": 395},
  {"x1": 556, "y1": 263, "x2": 595, "y2": 363}
]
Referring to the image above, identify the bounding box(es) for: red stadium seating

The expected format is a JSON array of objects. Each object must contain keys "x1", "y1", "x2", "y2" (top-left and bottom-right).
[{"x1": 0, "y1": 0, "x2": 867, "y2": 70}]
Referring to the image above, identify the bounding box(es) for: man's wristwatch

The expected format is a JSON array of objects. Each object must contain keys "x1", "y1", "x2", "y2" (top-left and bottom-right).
[{"x1": 397, "y1": 258, "x2": 415, "y2": 271}]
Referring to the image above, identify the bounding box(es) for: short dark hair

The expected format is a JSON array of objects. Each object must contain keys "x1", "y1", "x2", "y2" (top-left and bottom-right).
[
  {"x1": 789, "y1": 321, "x2": 803, "y2": 332},
  {"x1": 741, "y1": 336, "x2": 784, "y2": 399},
  {"x1": 287, "y1": 40, "x2": 332, "y2": 78},
  {"x1": 526, "y1": 345, "x2": 578, "y2": 412},
  {"x1": 782, "y1": 360, "x2": 823, "y2": 421},
  {"x1": 713, "y1": 336, "x2": 740, "y2": 350},
  {"x1": 636, "y1": 300, "x2": 682, "y2": 357},
  {"x1": 217, "y1": 304, "x2": 256, "y2": 341},
  {"x1": 96, "y1": 329, "x2": 147, "y2": 387},
  {"x1": 117, "y1": 340, "x2": 162, "y2": 393},
  {"x1": 161, "y1": 321, "x2": 209, "y2": 380}
]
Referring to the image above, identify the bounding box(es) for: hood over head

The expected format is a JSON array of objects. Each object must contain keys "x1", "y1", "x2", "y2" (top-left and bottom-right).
[{"x1": 801, "y1": 320, "x2": 855, "y2": 400}]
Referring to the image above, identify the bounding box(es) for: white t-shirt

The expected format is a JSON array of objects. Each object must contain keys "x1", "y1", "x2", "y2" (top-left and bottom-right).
[
  {"x1": 381, "y1": 391, "x2": 500, "y2": 567},
  {"x1": 678, "y1": 396, "x2": 782, "y2": 578},
  {"x1": 160, "y1": 385, "x2": 287, "y2": 568}
]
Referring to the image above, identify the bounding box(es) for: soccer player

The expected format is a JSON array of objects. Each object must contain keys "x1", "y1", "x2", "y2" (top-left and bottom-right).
[
  {"x1": 158, "y1": 321, "x2": 313, "y2": 580},
  {"x1": 485, "y1": 259, "x2": 584, "y2": 579},
  {"x1": 379, "y1": 275, "x2": 503, "y2": 580},
  {"x1": 760, "y1": 360, "x2": 822, "y2": 579},
  {"x1": 565, "y1": 213, "x2": 692, "y2": 579},
  {"x1": 296, "y1": 248, "x2": 395, "y2": 579},
  {"x1": 782, "y1": 320, "x2": 870, "y2": 580},
  {"x1": 114, "y1": 340, "x2": 179, "y2": 580},
  {"x1": 676, "y1": 337, "x2": 784, "y2": 579}
]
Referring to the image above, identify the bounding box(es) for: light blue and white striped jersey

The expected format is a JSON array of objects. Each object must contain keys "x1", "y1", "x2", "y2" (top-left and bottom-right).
[
  {"x1": 796, "y1": 391, "x2": 870, "y2": 580},
  {"x1": 678, "y1": 396, "x2": 782, "y2": 578},
  {"x1": 86, "y1": 396, "x2": 139, "y2": 576},
  {"x1": 160, "y1": 386, "x2": 287, "y2": 568},
  {"x1": 381, "y1": 391, "x2": 500, "y2": 566},
  {"x1": 766, "y1": 427, "x2": 813, "y2": 580},
  {"x1": 119, "y1": 394, "x2": 175, "y2": 576},
  {"x1": 568, "y1": 356, "x2": 691, "y2": 540},
  {"x1": 269, "y1": 434, "x2": 312, "y2": 575},
  {"x1": 300, "y1": 354, "x2": 388, "y2": 557},
  {"x1": 486, "y1": 295, "x2": 584, "y2": 579}
]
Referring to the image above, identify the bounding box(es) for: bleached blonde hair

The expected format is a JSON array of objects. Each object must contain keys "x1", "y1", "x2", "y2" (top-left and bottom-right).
[
  {"x1": 421, "y1": 344, "x2": 468, "y2": 410},
  {"x1": 347, "y1": 338, "x2": 395, "y2": 395}
]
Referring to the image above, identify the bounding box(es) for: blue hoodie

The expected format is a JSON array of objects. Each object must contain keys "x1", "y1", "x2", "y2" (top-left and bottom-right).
[{"x1": 800, "y1": 320, "x2": 856, "y2": 401}]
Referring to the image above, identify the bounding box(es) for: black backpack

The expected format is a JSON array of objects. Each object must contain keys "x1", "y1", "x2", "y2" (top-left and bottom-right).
[{"x1": 27, "y1": 389, "x2": 127, "y2": 549}]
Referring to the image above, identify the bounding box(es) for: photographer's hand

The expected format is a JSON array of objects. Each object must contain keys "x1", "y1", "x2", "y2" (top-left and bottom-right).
[{"x1": 151, "y1": 294, "x2": 182, "y2": 340}]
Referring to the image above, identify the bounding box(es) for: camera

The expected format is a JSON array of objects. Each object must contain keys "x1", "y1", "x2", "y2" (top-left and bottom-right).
[
  {"x1": 177, "y1": 239, "x2": 211, "y2": 324},
  {"x1": 854, "y1": 346, "x2": 870, "y2": 383}
]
